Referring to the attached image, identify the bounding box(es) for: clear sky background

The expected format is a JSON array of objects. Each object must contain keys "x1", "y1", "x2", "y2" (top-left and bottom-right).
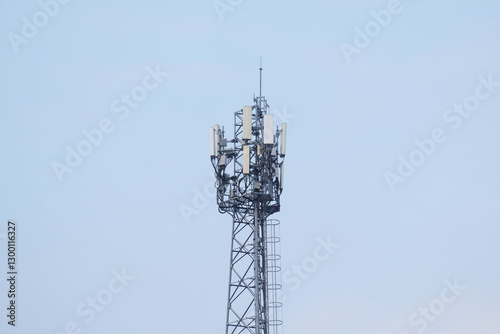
[{"x1": 1, "y1": 0, "x2": 500, "y2": 333}]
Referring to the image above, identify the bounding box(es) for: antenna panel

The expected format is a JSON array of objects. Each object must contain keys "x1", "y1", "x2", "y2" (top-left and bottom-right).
[
  {"x1": 263, "y1": 114, "x2": 274, "y2": 144},
  {"x1": 242, "y1": 106, "x2": 252, "y2": 140},
  {"x1": 214, "y1": 124, "x2": 220, "y2": 155},
  {"x1": 280, "y1": 123, "x2": 287, "y2": 157},
  {"x1": 209, "y1": 126, "x2": 216, "y2": 157},
  {"x1": 243, "y1": 145, "x2": 250, "y2": 174},
  {"x1": 280, "y1": 162, "x2": 284, "y2": 189}
]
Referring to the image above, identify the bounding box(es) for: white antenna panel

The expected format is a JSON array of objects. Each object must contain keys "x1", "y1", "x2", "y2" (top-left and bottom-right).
[
  {"x1": 209, "y1": 126, "x2": 216, "y2": 157},
  {"x1": 280, "y1": 162, "x2": 284, "y2": 189},
  {"x1": 243, "y1": 145, "x2": 250, "y2": 174},
  {"x1": 263, "y1": 114, "x2": 274, "y2": 144},
  {"x1": 242, "y1": 106, "x2": 252, "y2": 140},
  {"x1": 280, "y1": 123, "x2": 287, "y2": 157},
  {"x1": 214, "y1": 124, "x2": 220, "y2": 155}
]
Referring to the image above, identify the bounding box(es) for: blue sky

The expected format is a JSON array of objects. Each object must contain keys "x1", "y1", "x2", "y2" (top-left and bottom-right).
[{"x1": 1, "y1": 0, "x2": 500, "y2": 333}]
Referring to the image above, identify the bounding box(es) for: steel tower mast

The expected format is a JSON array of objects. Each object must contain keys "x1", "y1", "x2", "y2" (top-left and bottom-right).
[{"x1": 210, "y1": 68, "x2": 287, "y2": 334}]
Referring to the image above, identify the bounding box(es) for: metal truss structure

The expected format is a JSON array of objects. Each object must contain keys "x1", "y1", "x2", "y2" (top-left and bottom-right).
[{"x1": 210, "y1": 71, "x2": 287, "y2": 334}]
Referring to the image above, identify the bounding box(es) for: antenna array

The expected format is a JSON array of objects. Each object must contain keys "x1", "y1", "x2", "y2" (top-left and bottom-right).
[{"x1": 210, "y1": 68, "x2": 287, "y2": 334}]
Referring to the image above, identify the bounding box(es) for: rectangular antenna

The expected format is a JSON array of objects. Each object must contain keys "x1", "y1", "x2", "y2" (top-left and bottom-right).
[
  {"x1": 263, "y1": 114, "x2": 274, "y2": 144},
  {"x1": 243, "y1": 145, "x2": 250, "y2": 174},
  {"x1": 242, "y1": 106, "x2": 252, "y2": 140},
  {"x1": 209, "y1": 126, "x2": 216, "y2": 157},
  {"x1": 214, "y1": 124, "x2": 220, "y2": 155},
  {"x1": 280, "y1": 123, "x2": 287, "y2": 157},
  {"x1": 280, "y1": 162, "x2": 284, "y2": 189}
]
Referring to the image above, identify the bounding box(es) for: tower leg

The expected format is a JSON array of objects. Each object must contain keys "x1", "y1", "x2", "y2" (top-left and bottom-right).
[{"x1": 225, "y1": 204, "x2": 269, "y2": 334}]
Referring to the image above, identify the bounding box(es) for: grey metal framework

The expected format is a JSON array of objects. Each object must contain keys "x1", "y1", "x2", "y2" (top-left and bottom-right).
[{"x1": 210, "y1": 72, "x2": 286, "y2": 334}]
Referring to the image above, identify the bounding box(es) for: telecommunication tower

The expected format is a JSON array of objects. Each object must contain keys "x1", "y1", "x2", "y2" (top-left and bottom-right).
[{"x1": 210, "y1": 67, "x2": 287, "y2": 334}]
